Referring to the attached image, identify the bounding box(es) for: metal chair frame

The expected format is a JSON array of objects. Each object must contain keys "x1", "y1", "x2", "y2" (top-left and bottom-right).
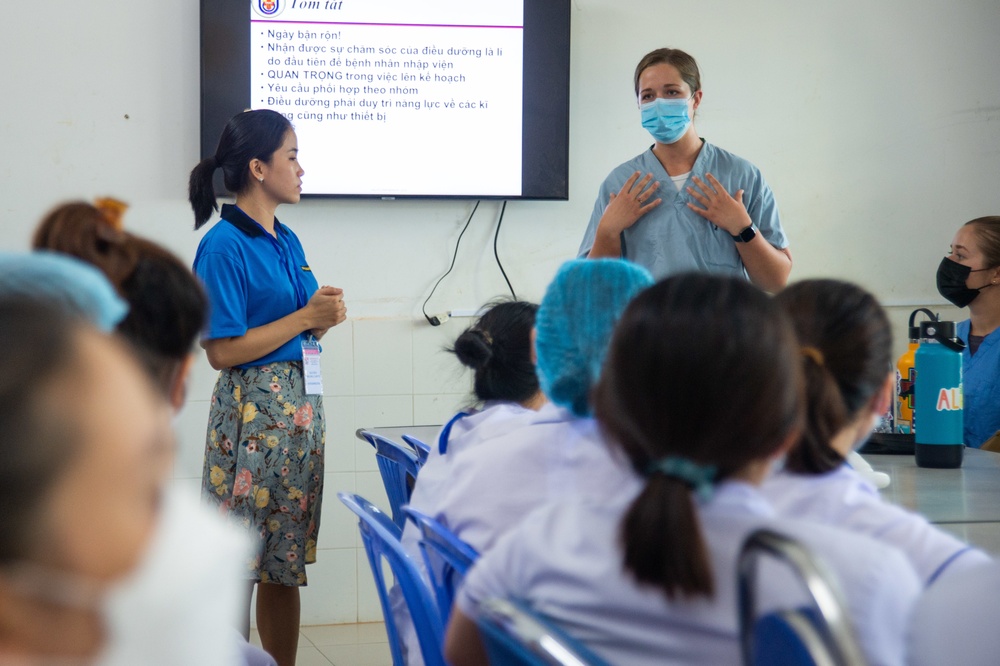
[{"x1": 737, "y1": 529, "x2": 868, "y2": 666}]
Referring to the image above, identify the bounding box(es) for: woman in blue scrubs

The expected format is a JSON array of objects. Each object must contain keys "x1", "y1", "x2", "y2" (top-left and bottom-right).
[
  {"x1": 938, "y1": 216, "x2": 1000, "y2": 448},
  {"x1": 188, "y1": 109, "x2": 347, "y2": 666},
  {"x1": 579, "y1": 48, "x2": 792, "y2": 290}
]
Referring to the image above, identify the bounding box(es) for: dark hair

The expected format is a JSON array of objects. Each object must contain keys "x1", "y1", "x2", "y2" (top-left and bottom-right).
[
  {"x1": 594, "y1": 274, "x2": 802, "y2": 600},
  {"x1": 188, "y1": 109, "x2": 293, "y2": 229},
  {"x1": 32, "y1": 201, "x2": 138, "y2": 289},
  {"x1": 964, "y1": 216, "x2": 1000, "y2": 268},
  {"x1": 117, "y1": 238, "x2": 207, "y2": 392},
  {"x1": 448, "y1": 300, "x2": 540, "y2": 404},
  {"x1": 634, "y1": 48, "x2": 701, "y2": 97},
  {"x1": 0, "y1": 299, "x2": 85, "y2": 562},
  {"x1": 33, "y1": 201, "x2": 206, "y2": 394},
  {"x1": 775, "y1": 280, "x2": 893, "y2": 475}
]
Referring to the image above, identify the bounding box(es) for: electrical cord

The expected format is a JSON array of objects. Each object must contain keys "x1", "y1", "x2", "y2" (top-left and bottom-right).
[
  {"x1": 422, "y1": 200, "x2": 480, "y2": 326},
  {"x1": 493, "y1": 200, "x2": 516, "y2": 300}
]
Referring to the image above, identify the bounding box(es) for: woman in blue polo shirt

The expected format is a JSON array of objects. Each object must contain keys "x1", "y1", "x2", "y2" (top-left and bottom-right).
[
  {"x1": 188, "y1": 109, "x2": 346, "y2": 666},
  {"x1": 579, "y1": 48, "x2": 792, "y2": 291}
]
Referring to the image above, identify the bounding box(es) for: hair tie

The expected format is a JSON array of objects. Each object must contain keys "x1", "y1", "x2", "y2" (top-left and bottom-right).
[
  {"x1": 473, "y1": 328, "x2": 493, "y2": 346},
  {"x1": 801, "y1": 346, "x2": 825, "y2": 367},
  {"x1": 646, "y1": 456, "x2": 717, "y2": 502},
  {"x1": 93, "y1": 197, "x2": 128, "y2": 232}
]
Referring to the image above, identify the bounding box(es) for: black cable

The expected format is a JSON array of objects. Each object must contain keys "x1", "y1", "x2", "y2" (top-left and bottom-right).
[
  {"x1": 422, "y1": 200, "x2": 480, "y2": 326},
  {"x1": 493, "y1": 200, "x2": 516, "y2": 300}
]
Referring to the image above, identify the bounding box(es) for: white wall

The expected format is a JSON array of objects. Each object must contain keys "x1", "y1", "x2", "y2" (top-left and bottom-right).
[{"x1": 3, "y1": 0, "x2": 999, "y2": 624}]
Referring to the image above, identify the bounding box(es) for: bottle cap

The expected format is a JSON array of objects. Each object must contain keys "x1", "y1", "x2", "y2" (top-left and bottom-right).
[
  {"x1": 920, "y1": 320, "x2": 956, "y2": 341},
  {"x1": 909, "y1": 308, "x2": 938, "y2": 341}
]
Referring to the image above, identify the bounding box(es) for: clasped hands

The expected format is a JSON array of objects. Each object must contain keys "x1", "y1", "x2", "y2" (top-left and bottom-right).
[{"x1": 306, "y1": 285, "x2": 347, "y2": 339}]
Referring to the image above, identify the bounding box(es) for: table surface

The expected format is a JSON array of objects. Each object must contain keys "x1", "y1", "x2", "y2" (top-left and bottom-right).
[{"x1": 868, "y1": 448, "x2": 1000, "y2": 524}]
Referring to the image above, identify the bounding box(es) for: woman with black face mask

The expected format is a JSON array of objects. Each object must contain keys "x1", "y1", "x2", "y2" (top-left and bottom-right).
[{"x1": 937, "y1": 216, "x2": 1000, "y2": 448}]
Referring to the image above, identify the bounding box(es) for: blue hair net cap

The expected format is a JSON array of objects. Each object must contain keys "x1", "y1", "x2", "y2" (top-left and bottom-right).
[
  {"x1": 0, "y1": 252, "x2": 128, "y2": 332},
  {"x1": 535, "y1": 259, "x2": 653, "y2": 416}
]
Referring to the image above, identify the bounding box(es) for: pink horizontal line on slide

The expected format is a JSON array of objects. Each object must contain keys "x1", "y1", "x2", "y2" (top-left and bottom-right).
[{"x1": 252, "y1": 19, "x2": 523, "y2": 29}]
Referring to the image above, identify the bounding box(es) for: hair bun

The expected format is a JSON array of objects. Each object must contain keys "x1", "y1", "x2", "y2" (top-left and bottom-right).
[{"x1": 453, "y1": 328, "x2": 493, "y2": 370}]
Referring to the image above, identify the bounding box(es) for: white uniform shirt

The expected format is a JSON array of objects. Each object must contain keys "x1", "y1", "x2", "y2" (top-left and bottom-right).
[
  {"x1": 401, "y1": 402, "x2": 537, "y2": 569},
  {"x1": 908, "y1": 561, "x2": 1000, "y2": 666},
  {"x1": 761, "y1": 467, "x2": 990, "y2": 585},
  {"x1": 429, "y1": 402, "x2": 635, "y2": 554},
  {"x1": 457, "y1": 480, "x2": 921, "y2": 666},
  {"x1": 396, "y1": 402, "x2": 541, "y2": 666}
]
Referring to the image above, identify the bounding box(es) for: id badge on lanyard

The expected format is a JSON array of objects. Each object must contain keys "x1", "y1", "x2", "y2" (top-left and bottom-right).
[{"x1": 301, "y1": 335, "x2": 323, "y2": 395}]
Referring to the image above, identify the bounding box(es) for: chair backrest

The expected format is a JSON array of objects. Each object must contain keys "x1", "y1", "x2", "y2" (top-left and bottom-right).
[
  {"x1": 402, "y1": 506, "x2": 479, "y2": 622},
  {"x1": 401, "y1": 433, "x2": 431, "y2": 465},
  {"x1": 338, "y1": 492, "x2": 446, "y2": 666},
  {"x1": 475, "y1": 597, "x2": 611, "y2": 666},
  {"x1": 738, "y1": 529, "x2": 868, "y2": 666},
  {"x1": 357, "y1": 430, "x2": 420, "y2": 528}
]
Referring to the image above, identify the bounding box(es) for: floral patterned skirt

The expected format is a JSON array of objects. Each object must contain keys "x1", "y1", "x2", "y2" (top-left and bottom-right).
[{"x1": 202, "y1": 361, "x2": 325, "y2": 586}]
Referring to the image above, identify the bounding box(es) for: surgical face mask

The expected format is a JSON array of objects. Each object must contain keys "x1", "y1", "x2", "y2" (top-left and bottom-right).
[
  {"x1": 936, "y1": 257, "x2": 996, "y2": 308},
  {"x1": 640, "y1": 97, "x2": 692, "y2": 145},
  {"x1": 4, "y1": 490, "x2": 250, "y2": 666}
]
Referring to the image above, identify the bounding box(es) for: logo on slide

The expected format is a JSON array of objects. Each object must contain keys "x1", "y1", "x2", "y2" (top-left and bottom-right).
[{"x1": 253, "y1": 0, "x2": 284, "y2": 17}]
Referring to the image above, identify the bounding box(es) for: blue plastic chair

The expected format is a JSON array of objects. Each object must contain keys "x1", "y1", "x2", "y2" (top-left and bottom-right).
[
  {"x1": 738, "y1": 529, "x2": 867, "y2": 666},
  {"x1": 402, "y1": 506, "x2": 479, "y2": 622},
  {"x1": 475, "y1": 597, "x2": 611, "y2": 666},
  {"x1": 339, "y1": 492, "x2": 446, "y2": 666},
  {"x1": 402, "y1": 433, "x2": 431, "y2": 466},
  {"x1": 357, "y1": 430, "x2": 420, "y2": 529}
]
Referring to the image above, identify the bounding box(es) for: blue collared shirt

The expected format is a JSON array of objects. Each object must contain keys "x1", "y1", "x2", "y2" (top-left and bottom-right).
[
  {"x1": 957, "y1": 319, "x2": 1000, "y2": 447},
  {"x1": 193, "y1": 204, "x2": 319, "y2": 368},
  {"x1": 578, "y1": 142, "x2": 788, "y2": 280}
]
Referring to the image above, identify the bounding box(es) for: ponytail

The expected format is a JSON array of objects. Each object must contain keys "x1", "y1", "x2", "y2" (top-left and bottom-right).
[
  {"x1": 783, "y1": 350, "x2": 849, "y2": 474},
  {"x1": 188, "y1": 156, "x2": 219, "y2": 230},
  {"x1": 621, "y1": 468, "x2": 714, "y2": 598}
]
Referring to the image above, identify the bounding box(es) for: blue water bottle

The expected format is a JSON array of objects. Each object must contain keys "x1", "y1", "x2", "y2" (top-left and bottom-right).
[{"x1": 914, "y1": 320, "x2": 965, "y2": 468}]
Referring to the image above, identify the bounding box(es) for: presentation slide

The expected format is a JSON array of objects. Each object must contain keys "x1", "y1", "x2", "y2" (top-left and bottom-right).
[{"x1": 250, "y1": 0, "x2": 524, "y2": 197}]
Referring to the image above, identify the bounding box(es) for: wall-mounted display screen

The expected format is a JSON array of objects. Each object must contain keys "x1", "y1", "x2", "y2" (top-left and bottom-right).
[{"x1": 201, "y1": 0, "x2": 570, "y2": 199}]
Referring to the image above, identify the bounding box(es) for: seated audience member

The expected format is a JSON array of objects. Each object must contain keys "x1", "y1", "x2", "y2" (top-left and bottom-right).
[
  {"x1": 0, "y1": 299, "x2": 248, "y2": 665},
  {"x1": 403, "y1": 300, "x2": 543, "y2": 552},
  {"x1": 396, "y1": 300, "x2": 543, "y2": 664},
  {"x1": 0, "y1": 251, "x2": 127, "y2": 331},
  {"x1": 908, "y1": 560, "x2": 1000, "y2": 666},
  {"x1": 426, "y1": 258, "x2": 653, "y2": 554},
  {"x1": 446, "y1": 274, "x2": 921, "y2": 666},
  {"x1": 30, "y1": 200, "x2": 275, "y2": 665},
  {"x1": 761, "y1": 279, "x2": 990, "y2": 585}
]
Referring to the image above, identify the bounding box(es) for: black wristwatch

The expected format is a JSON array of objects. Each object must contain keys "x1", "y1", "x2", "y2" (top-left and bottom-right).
[{"x1": 732, "y1": 224, "x2": 757, "y2": 243}]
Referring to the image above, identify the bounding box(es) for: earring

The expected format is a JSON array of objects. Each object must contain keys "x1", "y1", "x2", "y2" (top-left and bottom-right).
[{"x1": 258, "y1": 177, "x2": 264, "y2": 183}]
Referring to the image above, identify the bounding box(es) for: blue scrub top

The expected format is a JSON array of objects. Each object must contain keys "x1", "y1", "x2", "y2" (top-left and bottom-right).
[
  {"x1": 578, "y1": 141, "x2": 788, "y2": 280},
  {"x1": 193, "y1": 204, "x2": 319, "y2": 369},
  {"x1": 957, "y1": 319, "x2": 1000, "y2": 447}
]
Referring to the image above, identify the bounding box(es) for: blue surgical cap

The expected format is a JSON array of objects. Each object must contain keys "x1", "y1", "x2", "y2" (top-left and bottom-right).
[
  {"x1": 0, "y1": 252, "x2": 128, "y2": 332},
  {"x1": 535, "y1": 259, "x2": 653, "y2": 416}
]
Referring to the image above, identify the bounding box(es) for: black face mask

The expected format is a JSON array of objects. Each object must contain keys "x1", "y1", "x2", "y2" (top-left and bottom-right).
[{"x1": 936, "y1": 257, "x2": 995, "y2": 307}]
